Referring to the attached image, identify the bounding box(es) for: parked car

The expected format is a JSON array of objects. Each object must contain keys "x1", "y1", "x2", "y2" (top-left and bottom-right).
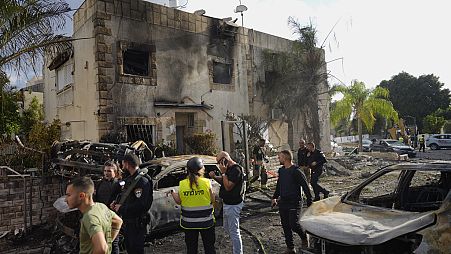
[
  {"x1": 426, "y1": 134, "x2": 451, "y2": 150},
  {"x1": 361, "y1": 139, "x2": 373, "y2": 152},
  {"x1": 54, "y1": 155, "x2": 223, "y2": 237},
  {"x1": 371, "y1": 139, "x2": 416, "y2": 157},
  {"x1": 300, "y1": 161, "x2": 451, "y2": 254}
]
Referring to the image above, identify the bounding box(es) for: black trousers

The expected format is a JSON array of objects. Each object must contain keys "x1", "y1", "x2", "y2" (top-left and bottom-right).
[
  {"x1": 419, "y1": 143, "x2": 425, "y2": 152},
  {"x1": 279, "y1": 206, "x2": 306, "y2": 249},
  {"x1": 250, "y1": 164, "x2": 268, "y2": 185},
  {"x1": 111, "y1": 236, "x2": 119, "y2": 254},
  {"x1": 311, "y1": 169, "x2": 328, "y2": 199},
  {"x1": 123, "y1": 221, "x2": 146, "y2": 254},
  {"x1": 184, "y1": 226, "x2": 216, "y2": 254}
]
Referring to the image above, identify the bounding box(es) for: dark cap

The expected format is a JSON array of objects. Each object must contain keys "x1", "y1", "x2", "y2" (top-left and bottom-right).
[{"x1": 187, "y1": 157, "x2": 204, "y2": 171}]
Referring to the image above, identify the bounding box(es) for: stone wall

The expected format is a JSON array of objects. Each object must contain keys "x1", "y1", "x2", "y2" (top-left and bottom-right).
[{"x1": 0, "y1": 176, "x2": 62, "y2": 234}]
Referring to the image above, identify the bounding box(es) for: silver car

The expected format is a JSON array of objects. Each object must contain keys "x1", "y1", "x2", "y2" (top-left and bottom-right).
[{"x1": 426, "y1": 134, "x2": 451, "y2": 150}]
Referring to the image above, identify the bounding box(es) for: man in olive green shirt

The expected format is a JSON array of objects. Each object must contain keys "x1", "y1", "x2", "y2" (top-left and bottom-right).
[{"x1": 66, "y1": 177, "x2": 123, "y2": 254}]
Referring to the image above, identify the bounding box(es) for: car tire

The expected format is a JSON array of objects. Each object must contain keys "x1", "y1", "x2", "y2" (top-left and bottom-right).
[{"x1": 430, "y1": 143, "x2": 440, "y2": 150}]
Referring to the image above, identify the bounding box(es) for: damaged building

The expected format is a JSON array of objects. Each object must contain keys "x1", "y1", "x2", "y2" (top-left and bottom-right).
[{"x1": 43, "y1": 0, "x2": 331, "y2": 153}]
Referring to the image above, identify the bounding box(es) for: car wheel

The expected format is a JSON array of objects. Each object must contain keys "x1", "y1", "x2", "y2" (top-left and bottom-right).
[{"x1": 430, "y1": 143, "x2": 440, "y2": 150}]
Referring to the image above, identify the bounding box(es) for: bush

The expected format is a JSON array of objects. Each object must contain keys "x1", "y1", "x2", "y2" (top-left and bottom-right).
[{"x1": 184, "y1": 133, "x2": 218, "y2": 156}]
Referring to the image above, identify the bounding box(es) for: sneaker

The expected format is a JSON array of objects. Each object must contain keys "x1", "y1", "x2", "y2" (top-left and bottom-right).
[
  {"x1": 323, "y1": 190, "x2": 330, "y2": 199},
  {"x1": 284, "y1": 248, "x2": 296, "y2": 254}
]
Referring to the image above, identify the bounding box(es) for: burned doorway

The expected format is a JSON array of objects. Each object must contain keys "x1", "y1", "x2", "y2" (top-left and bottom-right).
[{"x1": 175, "y1": 112, "x2": 196, "y2": 154}]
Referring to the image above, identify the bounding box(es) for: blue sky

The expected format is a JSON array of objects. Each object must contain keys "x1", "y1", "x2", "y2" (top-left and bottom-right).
[{"x1": 10, "y1": 0, "x2": 451, "y2": 91}]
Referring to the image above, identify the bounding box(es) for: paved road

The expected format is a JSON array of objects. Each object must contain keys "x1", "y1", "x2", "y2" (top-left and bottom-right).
[{"x1": 414, "y1": 148, "x2": 451, "y2": 161}]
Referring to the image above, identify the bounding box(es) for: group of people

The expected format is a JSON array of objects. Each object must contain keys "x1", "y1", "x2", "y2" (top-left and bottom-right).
[
  {"x1": 65, "y1": 153, "x2": 153, "y2": 254},
  {"x1": 65, "y1": 138, "x2": 328, "y2": 254}
]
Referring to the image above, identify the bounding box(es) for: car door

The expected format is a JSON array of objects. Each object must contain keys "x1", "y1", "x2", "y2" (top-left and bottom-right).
[{"x1": 149, "y1": 166, "x2": 186, "y2": 231}]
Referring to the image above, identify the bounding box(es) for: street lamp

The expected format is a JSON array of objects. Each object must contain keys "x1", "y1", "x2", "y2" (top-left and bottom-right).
[{"x1": 234, "y1": 1, "x2": 248, "y2": 27}]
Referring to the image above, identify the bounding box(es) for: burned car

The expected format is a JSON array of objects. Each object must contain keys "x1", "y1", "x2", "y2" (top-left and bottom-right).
[
  {"x1": 55, "y1": 155, "x2": 222, "y2": 239},
  {"x1": 300, "y1": 161, "x2": 450, "y2": 254},
  {"x1": 142, "y1": 155, "x2": 223, "y2": 233}
]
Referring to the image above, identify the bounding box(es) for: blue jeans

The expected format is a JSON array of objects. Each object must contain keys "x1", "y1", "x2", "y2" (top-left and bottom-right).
[{"x1": 223, "y1": 202, "x2": 244, "y2": 254}]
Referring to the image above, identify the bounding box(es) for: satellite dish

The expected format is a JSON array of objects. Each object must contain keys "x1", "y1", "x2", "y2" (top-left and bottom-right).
[
  {"x1": 194, "y1": 9, "x2": 206, "y2": 16},
  {"x1": 235, "y1": 4, "x2": 248, "y2": 13}
]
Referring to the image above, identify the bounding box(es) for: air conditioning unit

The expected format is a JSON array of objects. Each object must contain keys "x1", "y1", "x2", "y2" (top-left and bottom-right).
[{"x1": 271, "y1": 109, "x2": 284, "y2": 120}]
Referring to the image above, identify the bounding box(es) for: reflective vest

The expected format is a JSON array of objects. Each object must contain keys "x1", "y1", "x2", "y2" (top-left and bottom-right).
[
  {"x1": 179, "y1": 177, "x2": 214, "y2": 229},
  {"x1": 419, "y1": 136, "x2": 425, "y2": 143}
]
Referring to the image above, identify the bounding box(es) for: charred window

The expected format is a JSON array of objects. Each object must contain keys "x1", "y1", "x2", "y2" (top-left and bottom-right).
[
  {"x1": 157, "y1": 167, "x2": 187, "y2": 189},
  {"x1": 347, "y1": 170, "x2": 401, "y2": 208},
  {"x1": 123, "y1": 48, "x2": 149, "y2": 76},
  {"x1": 213, "y1": 61, "x2": 232, "y2": 84},
  {"x1": 125, "y1": 124, "x2": 153, "y2": 145}
]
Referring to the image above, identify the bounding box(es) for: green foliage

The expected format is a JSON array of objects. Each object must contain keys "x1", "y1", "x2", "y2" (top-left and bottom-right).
[
  {"x1": 443, "y1": 121, "x2": 451, "y2": 133},
  {"x1": 0, "y1": 0, "x2": 71, "y2": 72},
  {"x1": 423, "y1": 115, "x2": 446, "y2": 134},
  {"x1": 184, "y1": 133, "x2": 218, "y2": 156},
  {"x1": 0, "y1": 75, "x2": 22, "y2": 137},
  {"x1": 434, "y1": 106, "x2": 451, "y2": 120},
  {"x1": 28, "y1": 119, "x2": 61, "y2": 153},
  {"x1": 21, "y1": 96, "x2": 44, "y2": 135},
  {"x1": 379, "y1": 72, "x2": 450, "y2": 131},
  {"x1": 331, "y1": 80, "x2": 398, "y2": 150},
  {"x1": 261, "y1": 18, "x2": 330, "y2": 145}
]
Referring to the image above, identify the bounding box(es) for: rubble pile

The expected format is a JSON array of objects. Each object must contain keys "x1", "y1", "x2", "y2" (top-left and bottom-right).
[{"x1": 325, "y1": 154, "x2": 393, "y2": 177}]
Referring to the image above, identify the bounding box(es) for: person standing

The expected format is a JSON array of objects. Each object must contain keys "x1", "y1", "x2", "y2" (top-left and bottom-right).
[
  {"x1": 65, "y1": 177, "x2": 123, "y2": 254},
  {"x1": 251, "y1": 138, "x2": 268, "y2": 189},
  {"x1": 272, "y1": 150, "x2": 312, "y2": 253},
  {"x1": 297, "y1": 139, "x2": 310, "y2": 183},
  {"x1": 112, "y1": 153, "x2": 153, "y2": 254},
  {"x1": 209, "y1": 151, "x2": 245, "y2": 254},
  {"x1": 94, "y1": 161, "x2": 121, "y2": 254},
  {"x1": 169, "y1": 157, "x2": 216, "y2": 254},
  {"x1": 419, "y1": 135, "x2": 426, "y2": 152},
  {"x1": 306, "y1": 142, "x2": 329, "y2": 201}
]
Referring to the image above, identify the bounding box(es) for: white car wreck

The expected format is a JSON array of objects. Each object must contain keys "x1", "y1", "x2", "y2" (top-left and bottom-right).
[{"x1": 300, "y1": 161, "x2": 450, "y2": 254}]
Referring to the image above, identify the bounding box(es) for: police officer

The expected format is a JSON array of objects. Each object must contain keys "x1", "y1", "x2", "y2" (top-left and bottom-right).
[
  {"x1": 251, "y1": 138, "x2": 269, "y2": 189},
  {"x1": 168, "y1": 157, "x2": 216, "y2": 254},
  {"x1": 306, "y1": 142, "x2": 329, "y2": 201},
  {"x1": 112, "y1": 153, "x2": 153, "y2": 254}
]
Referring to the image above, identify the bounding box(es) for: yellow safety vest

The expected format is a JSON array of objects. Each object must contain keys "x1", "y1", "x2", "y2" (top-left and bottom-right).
[{"x1": 179, "y1": 177, "x2": 214, "y2": 229}]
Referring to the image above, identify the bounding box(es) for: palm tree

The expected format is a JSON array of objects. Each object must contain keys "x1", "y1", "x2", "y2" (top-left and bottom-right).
[
  {"x1": 331, "y1": 80, "x2": 398, "y2": 151},
  {"x1": 0, "y1": 0, "x2": 71, "y2": 73}
]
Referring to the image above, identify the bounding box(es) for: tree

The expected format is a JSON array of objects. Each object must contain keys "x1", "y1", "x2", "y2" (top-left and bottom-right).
[
  {"x1": 422, "y1": 115, "x2": 446, "y2": 134},
  {"x1": 0, "y1": 0, "x2": 71, "y2": 74},
  {"x1": 261, "y1": 18, "x2": 334, "y2": 147},
  {"x1": 331, "y1": 80, "x2": 398, "y2": 151},
  {"x1": 0, "y1": 74, "x2": 21, "y2": 137},
  {"x1": 379, "y1": 72, "x2": 450, "y2": 131}
]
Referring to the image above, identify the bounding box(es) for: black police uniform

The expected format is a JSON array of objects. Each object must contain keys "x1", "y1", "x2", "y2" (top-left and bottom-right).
[
  {"x1": 119, "y1": 170, "x2": 153, "y2": 254},
  {"x1": 307, "y1": 149, "x2": 329, "y2": 200}
]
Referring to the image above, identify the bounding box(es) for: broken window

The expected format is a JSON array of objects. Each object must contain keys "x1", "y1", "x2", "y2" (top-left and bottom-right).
[
  {"x1": 157, "y1": 167, "x2": 187, "y2": 189},
  {"x1": 125, "y1": 124, "x2": 154, "y2": 145},
  {"x1": 212, "y1": 61, "x2": 232, "y2": 84},
  {"x1": 123, "y1": 48, "x2": 150, "y2": 76},
  {"x1": 400, "y1": 170, "x2": 449, "y2": 212},
  {"x1": 348, "y1": 170, "x2": 401, "y2": 208}
]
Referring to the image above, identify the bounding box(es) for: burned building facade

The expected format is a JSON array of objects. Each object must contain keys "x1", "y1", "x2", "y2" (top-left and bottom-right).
[{"x1": 43, "y1": 0, "x2": 330, "y2": 152}]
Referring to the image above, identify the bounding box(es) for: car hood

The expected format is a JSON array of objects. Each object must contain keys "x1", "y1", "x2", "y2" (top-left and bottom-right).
[{"x1": 300, "y1": 197, "x2": 436, "y2": 245}]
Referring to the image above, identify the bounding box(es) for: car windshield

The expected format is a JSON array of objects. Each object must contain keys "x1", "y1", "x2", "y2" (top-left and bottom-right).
[
  {"x1": 362, "y1": 140, "x2": 372, "y2": 145},
  {"x1": 386, "y1": 140, "x2": 405, "y2": 146}
]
